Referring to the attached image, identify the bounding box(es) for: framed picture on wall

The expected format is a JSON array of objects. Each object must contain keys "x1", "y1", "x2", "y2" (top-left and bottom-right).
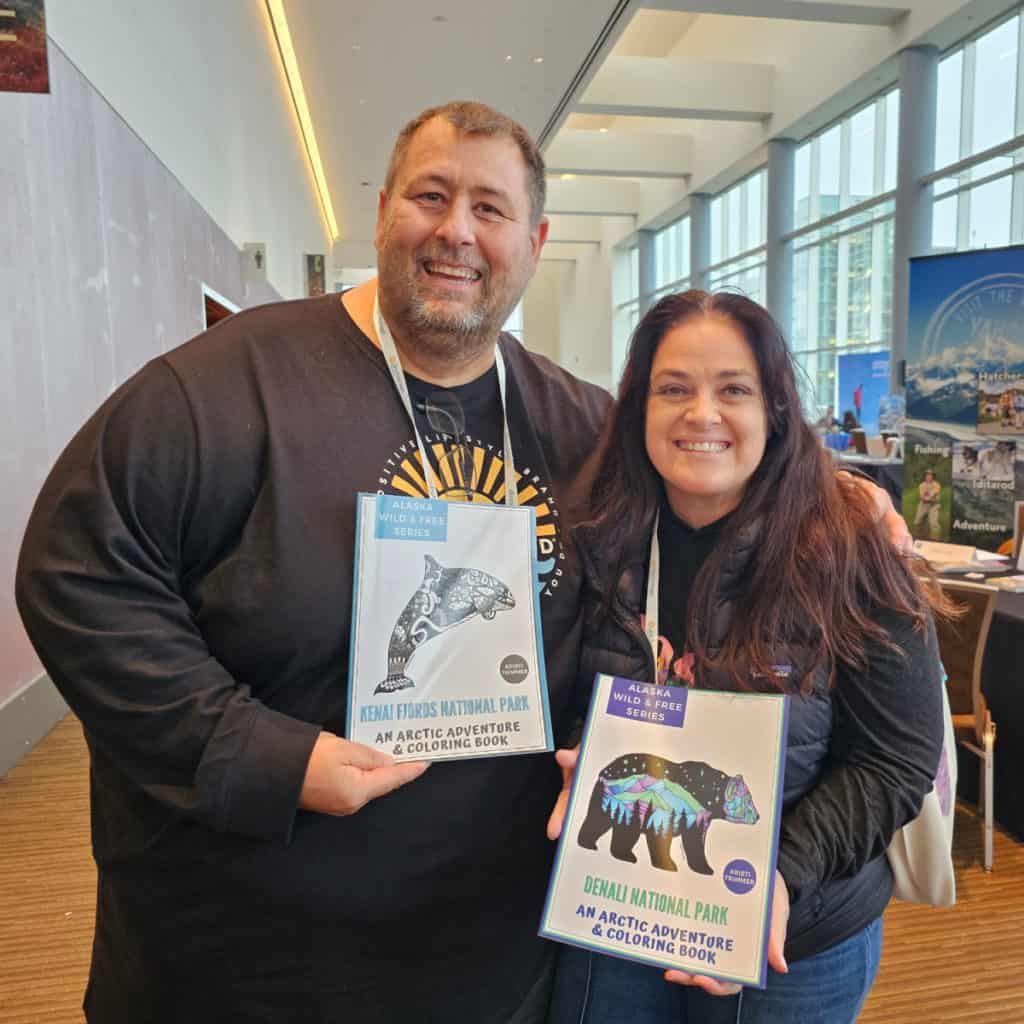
[
  {"x1": 0, "y1": 1, "x2": 49, "y2": 93},
  {"x1": 305, "y1": 254, "x2": 326, "y2": 297}
]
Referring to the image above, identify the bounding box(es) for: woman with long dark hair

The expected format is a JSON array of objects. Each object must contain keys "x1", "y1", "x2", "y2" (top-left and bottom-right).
[{"x1": 547, "y1": 291, "x2": 949, "y2": 1024}]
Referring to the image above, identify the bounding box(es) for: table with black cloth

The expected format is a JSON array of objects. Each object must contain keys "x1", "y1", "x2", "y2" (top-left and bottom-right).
[
  {"x1": 835, "y1": 453, "x2": 903, "y2": 506},
  {"x1": 957, "y1": 589, "x2": 1024, "y2": 843}
]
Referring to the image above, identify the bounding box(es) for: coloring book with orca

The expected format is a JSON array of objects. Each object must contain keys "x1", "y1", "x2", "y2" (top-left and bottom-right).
[
  {"x1": 347, "y1": 493, "x2": 552, "y2": 762},
  {"x1": 540, "y1": 674, "x2": 788, "y2": 988}
]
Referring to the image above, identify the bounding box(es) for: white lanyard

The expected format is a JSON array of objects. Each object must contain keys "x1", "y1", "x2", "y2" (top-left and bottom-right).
[
  {"x1": 644, "y1": 512, "x2": 661, "y2": 661},
  {"x1": 373, "y1": 293, "x2": 518, "y2": 505}
]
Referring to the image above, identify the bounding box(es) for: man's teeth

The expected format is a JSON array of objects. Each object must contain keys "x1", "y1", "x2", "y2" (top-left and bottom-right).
[
  {"x1": 676, "y1": 441, "x2": 729, "y2": 452},
  {"x1": 424, "y1": 262, "x2": 480, "y2": 280}
]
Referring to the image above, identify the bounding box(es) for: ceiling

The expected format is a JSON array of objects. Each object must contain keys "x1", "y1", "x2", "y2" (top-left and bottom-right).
[{"x1": 280, "y1": 0, "x2": 1016, "y2": 270}]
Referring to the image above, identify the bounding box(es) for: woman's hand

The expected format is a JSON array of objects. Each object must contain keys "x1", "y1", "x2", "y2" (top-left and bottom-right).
[
  {"x1": 664, "y1": 869, "x2": 790, "y2": 996},
  {"x1": 546, "y1": 746, "x2": 580, "y2": 840}
]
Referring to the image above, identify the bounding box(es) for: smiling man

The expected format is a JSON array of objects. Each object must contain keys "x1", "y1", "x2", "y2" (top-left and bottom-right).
[{"x1": 16, "y1": 101, "x2": 610, "y2": 1024}]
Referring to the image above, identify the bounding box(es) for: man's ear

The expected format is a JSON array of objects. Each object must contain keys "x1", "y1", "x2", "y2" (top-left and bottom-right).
[
  {"x1": 374, "y1": 189, "x2": 389, "y2": 250},
  {"x1": 530, "y1": 216, "x2": 550, "y2": 263}
]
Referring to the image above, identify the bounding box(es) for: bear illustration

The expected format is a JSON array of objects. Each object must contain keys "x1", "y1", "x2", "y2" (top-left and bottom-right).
[{"x1": 577, "y1": 753, "x2": 758, "y2": 875}]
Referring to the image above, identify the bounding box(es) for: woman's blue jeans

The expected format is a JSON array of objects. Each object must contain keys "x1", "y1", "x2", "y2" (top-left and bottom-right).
[{"x1": 547, "y1": 917, "x2": 882, "y2": 1024}]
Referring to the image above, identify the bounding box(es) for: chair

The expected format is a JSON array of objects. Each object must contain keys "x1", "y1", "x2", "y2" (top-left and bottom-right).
[{"x1": 936, "y1": 580, "x2": 998, "y2": 870}]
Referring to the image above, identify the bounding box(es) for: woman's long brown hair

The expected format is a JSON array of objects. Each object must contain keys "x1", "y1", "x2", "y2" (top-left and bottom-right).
[{"x1": 589, "y1": 290, "x2": 953, "y2": 692}]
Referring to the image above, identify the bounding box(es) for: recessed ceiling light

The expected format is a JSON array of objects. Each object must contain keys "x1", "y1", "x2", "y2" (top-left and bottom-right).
[
  {"x1": 561, "y1": 173, "x2": 576, "y2": 180},
  {"x1": 532, "y1": 56, "x2": 544, "y2": 64},
  {"x1": 505, "y1": 54, "x2": 513, "y2": 61},
  {"x1": 599, "y1": 127, "x2": 609, "y2": 133}
]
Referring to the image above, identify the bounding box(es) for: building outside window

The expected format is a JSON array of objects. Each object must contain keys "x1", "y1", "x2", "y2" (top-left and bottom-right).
[
  {"x1": 932, "y1": 9, "x2": 1024, "y2": 253},
  {"x1": 790, "y1": 89, "x2": 899, "y2": 417},
  {"x1": 708, "y1": 170, "x2": 767, "y2": 302}
]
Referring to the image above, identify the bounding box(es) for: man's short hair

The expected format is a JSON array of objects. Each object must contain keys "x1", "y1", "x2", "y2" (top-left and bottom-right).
[{"x1": 384, "y1": 101, "x2": 546, "y2": 227}]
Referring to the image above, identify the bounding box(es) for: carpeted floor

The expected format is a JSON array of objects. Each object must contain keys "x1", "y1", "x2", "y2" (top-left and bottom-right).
[{"x1": 1, "y1": 715, "x2": 1023, "y2": 1023}]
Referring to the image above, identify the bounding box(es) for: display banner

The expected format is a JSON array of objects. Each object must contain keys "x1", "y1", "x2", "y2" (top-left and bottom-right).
[
  {"x1": 836, "y1": 350, "x2": 889, "y2": 434},
  {"x1": 541, "y1": 674, "x2": 788, "y2": 989},
  {"x1": 904, "y1": 247, "x2": 1024, "y2": 550},
  {"x1": 347, "y1": 493, "x2": 552, "y2": 762}
]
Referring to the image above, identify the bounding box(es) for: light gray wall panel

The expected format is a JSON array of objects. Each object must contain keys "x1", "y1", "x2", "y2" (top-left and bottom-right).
[{"x1": 1, "y1": 42, "x2": 281, "y2": 739}]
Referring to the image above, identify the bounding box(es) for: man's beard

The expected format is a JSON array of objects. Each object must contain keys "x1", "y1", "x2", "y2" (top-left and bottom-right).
[{"x1": 377, "y1": 245, "x2": 525, "y2": 366}]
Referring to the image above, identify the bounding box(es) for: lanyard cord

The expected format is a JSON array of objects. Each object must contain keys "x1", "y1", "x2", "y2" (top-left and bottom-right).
[
  {"x1": 644, "y1": 512, "x2": 661, "y2": 661},
  {"x1": 373, "y1": 293, "x2": 518, "y2": 505}
]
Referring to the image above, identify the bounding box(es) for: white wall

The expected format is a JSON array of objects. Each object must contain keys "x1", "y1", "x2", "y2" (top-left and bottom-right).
[
  {"x1": 47, "y1": 0, "x2": 331, "y2": 300},
  {"x1": 524, "y1": 224, "x2": 618, "y2": 392}
]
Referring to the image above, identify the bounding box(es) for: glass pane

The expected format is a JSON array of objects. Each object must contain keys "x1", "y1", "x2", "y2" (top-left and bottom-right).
[
  {"x1": 792, "y1": 248, "x2": 810, "y2": 349},
  {"x1": 792, "y1": 197, "x2": 895, "y2": 249},
  {"x1": 972, "y1": 15, "x2": 1018, "y2": 155},
  {"x1": 968, "y1": 175, "x2": 1013, "y2": 248},
  {"x1": 878, "y1": 219, "x2": 895, "y2": 344},
  {"x1": 846, "y1": 227, "x2": 873, "y2": 343},
  {"x1": 816, "y1": 238, "x2": 839, "y2": 348},
  {"x1": 711, "y1": 196, "x2": 724, "y2": 265},
  {"x1": 849, "y1": 105, "x2": 876, "y2": 202},
  {"x1": 818, "y1": 125, "x2": 842, "y2": 208},
  {"x1": 728, "y1": 185, "x2": 742, "y2": 260},
  {"x1": 966, "y1": 155, "x2": 1013, "y2": 183},
  {"x1": 795, "y1": 143, "x2": 811, "y2": 228},
  {"x1": 884, "y1": 90, "x2": 900, "y2": 192},
  {"x1": 681, "y1": 217, "x2": 691, "y2": 280},
  {"x1": 668, "y1": 222, "x2": 680, "y2": 283},
  {"x1": 793, "y1": 348, "x2": 839, "y2": 419},
  {"x1": 932, "y1": 195, "x2": 958, "y2": 251},
  {"x1": 745, "y1": 173, "x2": 761, "y2": 250},
  {"x1": 630, "y1": 246, "x2": 639, "y2": 298},
  {"x1": 935, "y1": 51, "x2": 963, "y2": 170}
]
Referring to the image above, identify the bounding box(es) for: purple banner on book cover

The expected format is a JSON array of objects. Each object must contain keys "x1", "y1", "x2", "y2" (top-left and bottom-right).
[{"x1": 606, "y1": 677, "x2": 687, "y2": 728}]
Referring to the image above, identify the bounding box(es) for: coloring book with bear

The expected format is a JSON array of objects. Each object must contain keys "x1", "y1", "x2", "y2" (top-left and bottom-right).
[{"x1": 540, "y1": 674, "x2": 789, "y2": 988}]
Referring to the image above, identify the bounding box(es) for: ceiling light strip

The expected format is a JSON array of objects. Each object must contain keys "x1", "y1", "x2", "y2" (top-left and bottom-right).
[{"x1": 265, "y1": 0, "x2": 339, "y2": 240}]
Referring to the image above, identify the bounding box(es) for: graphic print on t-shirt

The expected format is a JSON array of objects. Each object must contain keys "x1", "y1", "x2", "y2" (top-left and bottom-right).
[{"x1": 377, "y1": 431, "x2": 566, "y2": 598}]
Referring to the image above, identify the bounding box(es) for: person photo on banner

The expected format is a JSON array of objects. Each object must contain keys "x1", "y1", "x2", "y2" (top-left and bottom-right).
[{"x1": 914, "y1": 470, "x2": 943, "y2": 541}]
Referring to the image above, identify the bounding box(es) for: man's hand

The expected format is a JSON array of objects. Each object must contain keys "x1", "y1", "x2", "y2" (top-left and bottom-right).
[
  {"x1": 664, "y1": 869, "x2": 789, "y2": 996},
  {"x1": 546, "y1": 746, "x2": 579, "y2": 840},
  {"x1": 299, "y1": 731, "x2": 429, "y2": 816},
  {"x1": 839, "y1": 470, "x2": 914, "y2": 555}
]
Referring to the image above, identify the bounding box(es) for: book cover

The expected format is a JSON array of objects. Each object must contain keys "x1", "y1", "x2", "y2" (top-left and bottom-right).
[
  {"x1": 347, "y1": 493, "x2": 552, "y2": 761},
  {"x1": 540, "y1": 674, "x2": 788, "y2": 988}
]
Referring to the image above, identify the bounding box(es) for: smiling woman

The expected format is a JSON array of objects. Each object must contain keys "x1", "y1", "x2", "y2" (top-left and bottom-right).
[
  {"x1": 551, "y1": 289, "x2": 954, "y2": 1024},
  {"x1": 645, "y1": 315, "x2": 768, "y2": 529}
]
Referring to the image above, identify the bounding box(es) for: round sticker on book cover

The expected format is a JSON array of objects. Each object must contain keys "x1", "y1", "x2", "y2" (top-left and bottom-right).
[
  {"x1": 723, "y1": 859, "x2": 757, "y2": 895},
  {"x1": 500, "y1": 654, "x2": 529, "y2": 684}
]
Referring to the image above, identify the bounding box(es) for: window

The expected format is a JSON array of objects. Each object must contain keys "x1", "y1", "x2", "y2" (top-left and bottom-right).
[
  {"x1": 708, "y1": 170, "x2": 767, "y2": 303},
  {"x1": 931, "y1": 9, "x2": 1024, "y2": 254},
  {"x1": 612, "y1": 245, "x2": 641, "y2": 387},
  {"x1": 651, "y1": 216, "x2": 691, "y2": 303},
  {"x1": 790, "y1": 89, "x2": 899, "y2": 415}
]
